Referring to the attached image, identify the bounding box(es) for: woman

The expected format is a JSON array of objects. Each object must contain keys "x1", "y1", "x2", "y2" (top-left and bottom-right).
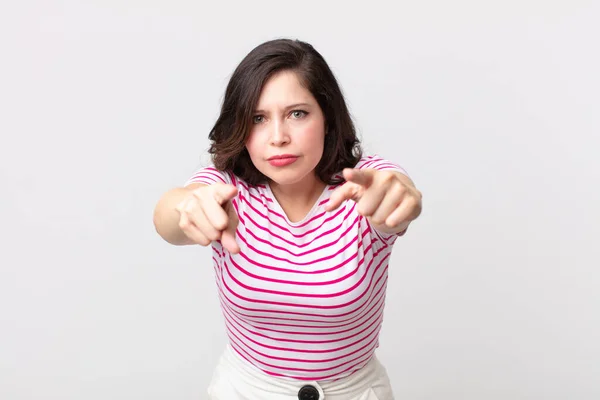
[{"x1": 153, "y1": 38, "x2": 422, "y2": 400}]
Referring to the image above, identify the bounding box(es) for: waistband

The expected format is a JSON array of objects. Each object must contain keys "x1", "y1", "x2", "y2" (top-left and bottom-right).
[{"x1": 218, "y1": 343, "x2": 385, "y2": 398}]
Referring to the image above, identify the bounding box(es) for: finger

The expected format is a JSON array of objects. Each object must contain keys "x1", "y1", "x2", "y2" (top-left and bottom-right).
[
  {"x1": 197, "y1": 194, "x2": 231, "y2": 232},
  {"x1": 187, "y1": 205, "x2": 222, "y2": 242},
  {"x1": 370, "y1": 184, "x2": 405, "y2": 226},
  {"x1": 385, "y1": 196, "x2": 418, "y2": 227},
  {"x1": 325, "y1": 181, "x2": 362, "y2": 212},
  {"x1": 221, "y1": 201, "x2": 240, "y2": 254},
  {"x1": 342, "y1": 168, "x2": 375, "y2": 188},
  {"x1": 210, "y1": 183, "x2": 238, "y2": 206},
  {"x1": 355, "y1": 179, "x2": 388, "y2": 217},
  {"x1": 179, "y1": 194, "x2": 221, "y2": 240},
  {"x1": 178, "y1": 212, "x2": 211, "y2": 246},
  {"x1": 175, "y1": 196, "x2": 192, "y2": 214},
  {"x1": 221, "y1": 229, "x2": 240, "y2": 254}
]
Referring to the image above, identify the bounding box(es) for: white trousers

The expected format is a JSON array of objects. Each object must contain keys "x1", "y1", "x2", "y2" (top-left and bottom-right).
[{"x1": 207, "y1": 345, "x2": 395, "y2": 400}]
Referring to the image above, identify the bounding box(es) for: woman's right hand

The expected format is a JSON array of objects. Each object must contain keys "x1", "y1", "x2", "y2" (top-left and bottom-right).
[{"x1": 175, "y1": 183, "x2": 240, "y2": 254}]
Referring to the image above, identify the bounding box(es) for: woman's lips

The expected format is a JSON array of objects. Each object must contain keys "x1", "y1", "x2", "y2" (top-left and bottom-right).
[{"x1": 268, "y1": 156, "x2": 298, "y2": 167}]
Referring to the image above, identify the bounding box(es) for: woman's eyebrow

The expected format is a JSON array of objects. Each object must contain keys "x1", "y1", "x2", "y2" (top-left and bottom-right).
[{"x1": 254, "y1": 103, "x2": 312, "y2": 113}]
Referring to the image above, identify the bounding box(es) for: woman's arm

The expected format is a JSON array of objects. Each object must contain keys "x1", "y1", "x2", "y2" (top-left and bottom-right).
[
  {"x1": 369, "y1": 171, "x2": 422, "y2": 235},
  {"x1": 326, "y1": 169, "x2": 423, "y2": 236},
  {"x1": 153, "y1": 183, "x2": 205, "y2": 245}
]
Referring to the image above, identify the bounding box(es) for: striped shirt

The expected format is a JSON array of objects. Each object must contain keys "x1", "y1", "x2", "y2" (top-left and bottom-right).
[{"x1": 184, "y1": 155, "x2": 409, "y2": 381}]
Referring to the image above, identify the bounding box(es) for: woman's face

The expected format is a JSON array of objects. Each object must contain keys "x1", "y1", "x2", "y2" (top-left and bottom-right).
[{"x1": 245, "y1": 70, "x2": 326, "y2": 188}]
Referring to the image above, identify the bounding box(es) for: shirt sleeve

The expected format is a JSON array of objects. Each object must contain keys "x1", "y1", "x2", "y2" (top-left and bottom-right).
[
  {"x1": 357, "y1": 155, "x2": 411, "y2": 244},
  {"x1": 355, "y1": 154, "x2": 410, "y2": 177},
  {"x1": 183, "y1": 164, "x2": 233, "y2": 187}
]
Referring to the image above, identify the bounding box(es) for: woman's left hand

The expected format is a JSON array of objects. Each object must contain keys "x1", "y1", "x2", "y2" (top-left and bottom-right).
[{"x1": 325, "y1": 168, "x2": 422, "y2": 233}]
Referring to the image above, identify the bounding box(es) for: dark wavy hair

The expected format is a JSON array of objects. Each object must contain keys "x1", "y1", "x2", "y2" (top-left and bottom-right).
[{"x1": 208, "y1": 38, "x2": 362, "y2": 186}]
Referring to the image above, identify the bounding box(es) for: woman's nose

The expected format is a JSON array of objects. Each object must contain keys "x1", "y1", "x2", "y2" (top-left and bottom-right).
[{"x1": 270, "y1": 120, "x2": 290, "y2": 145}]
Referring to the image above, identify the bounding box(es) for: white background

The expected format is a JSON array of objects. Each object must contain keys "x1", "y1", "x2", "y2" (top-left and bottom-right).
[{"x1": 1, "y1": 1, "x2": 598, "y2": 399}]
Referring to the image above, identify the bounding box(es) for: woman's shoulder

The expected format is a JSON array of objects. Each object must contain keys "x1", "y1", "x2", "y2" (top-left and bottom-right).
[
  {"x1": 184, "y1": 164, "x2": 249, "y2": 188},
  {"x1": 354, "y1": 154, "x2": 409, "y2": 176},
  {"x1": 355, "y1": 154, "x2": 396, "y2": 168}
]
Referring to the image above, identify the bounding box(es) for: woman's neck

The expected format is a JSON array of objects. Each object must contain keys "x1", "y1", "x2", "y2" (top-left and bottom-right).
[{"x1": 269, "y1": 175, "x2": 327, "y2": 222}]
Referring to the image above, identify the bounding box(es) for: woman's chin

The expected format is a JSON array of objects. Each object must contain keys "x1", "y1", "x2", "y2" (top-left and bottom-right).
[{"x1": 264, "y1": 170, "x2": 315, "y2": 188}]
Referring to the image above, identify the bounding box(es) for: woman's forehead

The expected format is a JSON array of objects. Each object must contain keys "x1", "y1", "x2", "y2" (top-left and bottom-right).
[{"x1": 256, "y1": 72, "x2": 316, "y2": 110}]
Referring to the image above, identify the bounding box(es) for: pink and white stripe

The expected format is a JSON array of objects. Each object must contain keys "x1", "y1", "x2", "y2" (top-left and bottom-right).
[{"x1": 185, "y1": 155, "x2": 408, "y2": 381}]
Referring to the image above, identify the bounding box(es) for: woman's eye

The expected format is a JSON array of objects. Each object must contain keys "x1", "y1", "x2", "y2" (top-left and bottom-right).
[
  {"x1": 291, "y1": 110, "x2": 307, "y2": 119},
  {"x1": 252, "y1": 115, "x2": 264, "y2": 124},
  {"x1": 291, "y1": 110, "x2": 306, "y2": 119}
]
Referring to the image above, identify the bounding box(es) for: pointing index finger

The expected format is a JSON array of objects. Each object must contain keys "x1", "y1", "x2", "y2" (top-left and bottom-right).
[
  {"x1": 325, "y1": 181, "x2": 361, "y2": 212},
  {"x1": 343, "y1": 168, "x2": 375, "y2": 187}
]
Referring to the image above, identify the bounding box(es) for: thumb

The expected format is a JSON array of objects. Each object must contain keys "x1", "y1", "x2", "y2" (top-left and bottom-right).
[{"x1": 221, "y1": 200, "x2": 240, "y2": 254}]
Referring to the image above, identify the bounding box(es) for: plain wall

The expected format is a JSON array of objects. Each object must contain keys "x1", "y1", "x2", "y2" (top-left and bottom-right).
[{"x1": 1, "y1": 1, "x2": 598, "y2": 399}]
